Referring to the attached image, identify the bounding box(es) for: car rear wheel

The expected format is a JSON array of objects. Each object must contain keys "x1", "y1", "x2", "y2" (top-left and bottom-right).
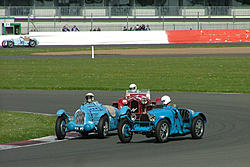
[
  {"x1": 191, "y1": 116, "x2": 205, "y2": 139},
  {"x1": 7, "y1": 41, "x2": 14, "y2": 48},
  {"x1": 29, "y1": 40, "x2": 36, "y2": 47},
  {"x1": 155, "y1": 119, "x2": 170, "y2": 143},
  {"x1": 118, "y1": 118, "x2": 133, "y2": 143},
  {"x1": 2, "y1": 41, "x2": 7, "y2": 48},
  {"x1": 97, "y1": 116, "x2": 109, "y2": 138},
  {"x1": 55, "y1": 116, "x2": 67, "y2": 140}
]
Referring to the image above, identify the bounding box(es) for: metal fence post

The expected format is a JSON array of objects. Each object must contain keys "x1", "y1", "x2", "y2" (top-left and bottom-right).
[
  {"x1": 54, "y1": 15, "x2": 56, "y2": 32},
  {"x1": 27, "y1": 14, "x2": 30, "y2": 34},
  {"x1": 91, "y1": 46, "x2": 95, "y2": 59},
  {"x1": 233, "y1": 11, "x2": 235, "y2": 29},
  {"x1": 127, "y1": 12, "x2": 129, "y2": 29},
  {"x1": 162, "y1": 15, "x2": 165, "y2": 30},
  {"x1": 91, "y1": 13, "x2": 93, "y2": 31},
  {"x1": 197, "y1": 12, "x2": 200, "y2": 30}
]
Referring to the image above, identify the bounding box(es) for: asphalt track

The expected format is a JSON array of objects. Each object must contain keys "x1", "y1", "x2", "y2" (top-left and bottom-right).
[{"x1": 0, "y1": 90, "x2": 250, "y2": 167}]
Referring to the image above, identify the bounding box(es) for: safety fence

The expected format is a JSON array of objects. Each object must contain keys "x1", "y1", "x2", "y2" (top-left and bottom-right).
[{"x1": 22, "y1": 21, "x2": 250, "y2": 33}]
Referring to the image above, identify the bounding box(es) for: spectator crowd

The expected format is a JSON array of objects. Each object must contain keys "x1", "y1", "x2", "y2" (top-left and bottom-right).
[
  {"x1": 123, "y1": 24, "x2": 150, "y2": 31},
  {"x1": 62, "y1": 25, "x2": 80, "y2": 32},
  {"x1": 62, "y1": 25, "x2": 102, "y2": 32}
]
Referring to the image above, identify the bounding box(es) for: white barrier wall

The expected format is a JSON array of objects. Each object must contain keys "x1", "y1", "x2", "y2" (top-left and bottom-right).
[{"x1": 26, "y1": 31, "x2": 169, "y2": 45}]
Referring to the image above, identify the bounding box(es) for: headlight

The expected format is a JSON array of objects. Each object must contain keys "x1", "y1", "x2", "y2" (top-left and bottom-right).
[
  {"x1": 149, "y1": 115, "x2": 156, "y2": 122},
  {"x1": 131, "y1": 114, "x2": 137, "y2": 121},
  {"x1": 141, "y1": 97, "x2": 147, "y2": 105}
]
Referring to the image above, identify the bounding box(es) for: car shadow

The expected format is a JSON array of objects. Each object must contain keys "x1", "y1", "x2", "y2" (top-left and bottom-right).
[
  {"x1": 68, "y1": 131, "x2": 118, "y2": 140},
  {"x1": 116, "y1": 136, "x2": 193, "y2": 144}
]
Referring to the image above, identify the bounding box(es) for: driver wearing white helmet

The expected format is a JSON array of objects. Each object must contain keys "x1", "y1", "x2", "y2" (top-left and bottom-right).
[
  {"x1": 161, "y1": 95, "x2": 184, "y2": 134},
  {"x1": 129, "y1": 84, "x2": 137, "y2": 93},
  {"x1": 161, "y1": 95, "x2": 172, "y2": 106},
  {"x1": 85, "y1": 93, "x2": 95, "y2": 104}
]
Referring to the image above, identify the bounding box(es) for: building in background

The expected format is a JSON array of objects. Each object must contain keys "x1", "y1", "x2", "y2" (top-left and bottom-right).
[{"x1": 1, "y1": 0, "x2": 250, "y2": 7}]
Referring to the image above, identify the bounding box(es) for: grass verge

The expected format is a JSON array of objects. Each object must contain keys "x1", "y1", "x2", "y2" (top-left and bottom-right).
[
  {"x1": 1, "y1": 44, "x2": 250, "y2": 56},
  {"x1": 0, "y1": 56, "x2": 250, "y2": 93},
  {"x1": 0, "y1": 110, "x2": 56, "y2": 144}
]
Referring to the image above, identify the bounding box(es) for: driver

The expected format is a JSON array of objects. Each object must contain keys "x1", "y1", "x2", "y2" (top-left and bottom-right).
[
  {"x1": 129, "y1": 83, "x2": 137, "y2": 92},
  {"x1": 161, "y1": 95, "x2": 183, "y2": 134},
  {"x1": 85, "y1": 93, "x2": 95, "y2": 103},
  {"x1": 161, "y1": 95, "x2": 171, "y2": 106}
]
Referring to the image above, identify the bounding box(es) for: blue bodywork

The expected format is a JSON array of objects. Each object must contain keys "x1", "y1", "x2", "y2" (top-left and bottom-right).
[
  {"x1": 120, "y1": 105, "x2": 207, "y2": 136},
  {"x1": 56, "y1": 102, "x2": 120, "y2": 134},
  {"x1": 2, "y1": 36, "x2": 39, "y2": 48}
]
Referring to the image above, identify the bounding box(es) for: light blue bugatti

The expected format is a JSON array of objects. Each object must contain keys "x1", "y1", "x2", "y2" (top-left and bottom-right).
[
  {"x1": 55, "y1": 101, "x2": 120, "y2": 140},
  {"x1": 2, "y1": 36, "x2": 39, "y2": 48},
  {"x1": 118, "y1": 103, "x2": 207, "y2": 143}
]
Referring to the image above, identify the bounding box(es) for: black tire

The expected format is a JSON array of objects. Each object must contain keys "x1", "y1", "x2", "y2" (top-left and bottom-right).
[
  {"x1": 55, "y1": 116, "x2": 67, "y2": 140},
  {"x1": 191, "y1": 116, "x2": 205, "y2": 139},
  {"x1": 118, "y1": 118, "x2": 133, "y2": 143},
  {"x1": 97, "y1": 116, "x2": 109, "y2": 138},
  {"x1": 29, "y1": 40, "x2": 36, "y2": 47},
  {"x1": 7, "y1": 41, "x2": 14, "y2": 48},
  {"x1": 2, "y1": 41, "x2": 7, "y2": 48},
  {"x1": 155, "y1": 119, "x2": 170, "y2": 143}
]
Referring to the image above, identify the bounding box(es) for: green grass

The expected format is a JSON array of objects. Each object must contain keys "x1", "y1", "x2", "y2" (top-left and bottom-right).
[
  {"x1": 1, "y1": 44, "x2": 250, "y2": 56},
  {"x1": 0, "y1": 110, "x2": 56, "y2": 144},
  {"x1": 0, "y1": 56, "x2": 250, "y2": 93}
]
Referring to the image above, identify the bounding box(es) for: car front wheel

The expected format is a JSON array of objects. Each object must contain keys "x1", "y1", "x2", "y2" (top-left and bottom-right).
[
  {"x1": 191, "y1": 116, "x2": 205, "y2": 139},
  {"x1": 7, "y1": 41, "x2": 14, "y2": 48},
  {"x1": 118, "y1": 118, "x2": 133, "y2": 143},
  {"x1": 55, "y1": 116, "x2": 67, "y2": 140},
  {"x1": 97, "y1": 116, "x2": 109, "y2": 138},
  {"x1": 155, "y1": 119, "x2": 170, "y2": 143},
  {"x1": 29, "y1": 40, "x2": 36, "y2": 47}
]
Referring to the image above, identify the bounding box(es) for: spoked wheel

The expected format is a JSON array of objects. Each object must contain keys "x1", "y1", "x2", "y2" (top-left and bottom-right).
[
  {"x1": 7, "y1": 41, "x2": 14, "y2": 48},
  {"x1": 29, "y1": 40, "x2": 36, "y2": 47},
  {"x1": 118, "y1": 118, "x2": 133, "y2": 143},
  {"x1": 55, "y1": 116, "x2": 67, "y2": 140},
  {"x1": 97, "y1": 116, "x2": 109, "y2": 138},
  {"x1": 2, "y1": 41, "x2": 7, "y2": 48},
  {"x1": 191, "y1": 116, "x2": 205, "y2": 139},
  {"x1": 155, "y1": 119, "x2": 170, "y2": 143}
]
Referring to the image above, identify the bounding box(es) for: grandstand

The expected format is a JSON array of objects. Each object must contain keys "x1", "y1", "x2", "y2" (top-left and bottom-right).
[{"x1": 1, "y1": 0, "x2": 250, "y2": 33}]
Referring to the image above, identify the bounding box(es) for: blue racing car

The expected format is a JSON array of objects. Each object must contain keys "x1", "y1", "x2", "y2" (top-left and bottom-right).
[
  {"x1": 118, "y1": 95, "x2": 207, "y2": 143},
  {"x1": 55, "y1": 93, "x2": 120, "y2": 139},
  {"x1": 2, "y1": 36, "x2": 39, "y2": 48}
]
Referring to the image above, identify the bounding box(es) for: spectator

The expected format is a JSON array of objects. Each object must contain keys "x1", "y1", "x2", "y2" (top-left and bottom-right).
[
  {"x1": 72, "y1": 25, "x2": 80, "y2": 31},
  {"x1": 145, "y1": 25, "x2": 151, "y2": 31},
  {"x1": 97, "y1": 27, "x2": 101, "y2": 31},
  {"x1": 141, "y1": 24, "x2": 146, "y2": 31},
  {"x1": 62, "y1": 25, "x2": 70, "y2": 32},
  {"x1": 135, "y1": 24, "x2": 140, "y2": 31},
  {"x1": 123, "y1": 26, "x2": 128, "y2": 31}
]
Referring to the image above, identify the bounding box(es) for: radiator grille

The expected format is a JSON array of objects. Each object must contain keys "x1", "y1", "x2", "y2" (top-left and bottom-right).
[
  {"x1": 139, "y1": 114, "x2": 150, "y2": 127},
  {"x1": 75, "y1": 112, "x2": 85, "y2": 124}
]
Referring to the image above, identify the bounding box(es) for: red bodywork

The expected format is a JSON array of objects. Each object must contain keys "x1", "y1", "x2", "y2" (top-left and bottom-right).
[{"x1": 113, "y1": 90, "x2": 161, "y2": 118}]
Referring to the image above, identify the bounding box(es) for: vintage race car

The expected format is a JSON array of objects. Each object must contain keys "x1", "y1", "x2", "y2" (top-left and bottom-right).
[
  {"x1": 2, "y1": 36, "x2": 39, "y2": 48},
  {"x1": 112, "y1": 89, "x2": 161, "y2": 117},
  {"x1": 55, "y1": 102, "x2": 120, "y2": 140},
  {"x1": 117, "y1": 100, "x2": 207, "y2": 143}
]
